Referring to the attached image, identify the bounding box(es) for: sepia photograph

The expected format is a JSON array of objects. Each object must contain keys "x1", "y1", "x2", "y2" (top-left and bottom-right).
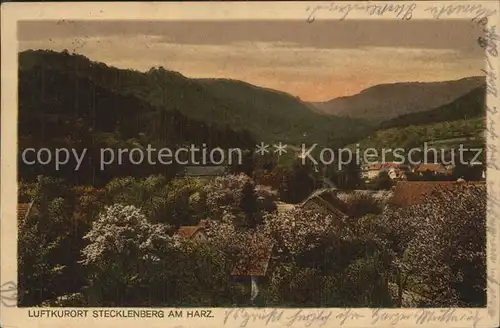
[{"x1": 1, "y1": 2, "x2": 499, "y2": 327}]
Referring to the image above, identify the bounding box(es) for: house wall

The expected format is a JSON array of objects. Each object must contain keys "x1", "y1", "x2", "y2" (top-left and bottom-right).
[{"x1": 231, "y1": 275, "x2": 268, "y2": 305}]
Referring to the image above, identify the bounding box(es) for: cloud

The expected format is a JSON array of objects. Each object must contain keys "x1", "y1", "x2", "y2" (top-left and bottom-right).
[{"x1": 18, "y1": 20, "x2": 484, "y2": 54}]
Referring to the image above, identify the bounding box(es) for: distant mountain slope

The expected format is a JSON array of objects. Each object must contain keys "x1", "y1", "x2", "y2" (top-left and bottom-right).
[
  {"x1": 350, "y1": 117, "x2": 485, "y2": 152},
  {"x1": 196, "y1": 78, "x2": 373, "y2": 146},
  {"x1": 378, "y1": 85, "x2": 486, "y2": 130},
  {"x1": 19, "y1": 50, "x2": 372, "y2": 146},
  {"x1": 18, "y1": 55, "x2": 256, "y2": 185},
  {"x1": 346, "y1": 83, "x2": 487, "y2": 162},
  {"x1": 310, "y1": 76, "x2": 485, "y2": 123}
]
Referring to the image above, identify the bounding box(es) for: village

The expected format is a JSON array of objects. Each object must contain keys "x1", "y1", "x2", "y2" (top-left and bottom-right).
[
  {"x1": 16, "y1": 143, "x2": 487, "y2": 308},
  {"x1": 359, "y1": 161, "x2": 485, "y2": 183}
]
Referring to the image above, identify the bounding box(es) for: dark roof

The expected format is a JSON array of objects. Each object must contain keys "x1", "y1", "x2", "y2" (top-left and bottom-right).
[
  {"x1": 415, "y1": 163, "x2": 447, "y2": 173},
  {"x1": 231, "y1": 239, "x2": 274, "y2": 277},
  {"x1": 18, "y1": 202, "x2": 33, "y2": 221},
  {"x1": 390, "y1": 181, "x2": 486, "y2": 207},
  {"x1": 299, "y1": 188, "x2": 348, "y2": 217}
]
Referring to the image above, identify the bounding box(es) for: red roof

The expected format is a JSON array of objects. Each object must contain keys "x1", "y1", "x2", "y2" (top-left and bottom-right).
[
  {"x1": 177, "y1": 226, "x2": 205, "y2": 238},
  {"x1": 365, "y1": 163, "x2": 382, "y2": 171},
  {"x1": 415, "y1": 163, "x2": 446, "y2": 173},
  {"x1": 177, "y1": 219, "x2": 210, "y2": 238},
  {"x1": 381, "y1": 162, "x2": 401, "y2": 169}
]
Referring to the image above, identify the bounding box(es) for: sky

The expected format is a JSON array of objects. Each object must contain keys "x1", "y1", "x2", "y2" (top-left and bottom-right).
[{"x1": 18, "y1": 20, "x2": 485, "y2": 101}]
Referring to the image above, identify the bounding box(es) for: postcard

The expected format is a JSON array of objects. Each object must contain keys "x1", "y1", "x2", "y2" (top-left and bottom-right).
[{"x1": 1, "y1": 1, "x2": 499, "y2": 327}]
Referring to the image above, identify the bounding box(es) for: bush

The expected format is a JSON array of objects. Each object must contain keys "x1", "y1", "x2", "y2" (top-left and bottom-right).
[
  {"x1": 265, "y1": 263, "x2": 326, "y2": 307},
  {"x1": 381, "y1": 183, "x2": 486, "y2": 307},
  {"x1": 18, "y1": 176, "x2": 86, "y2": 306},
  {"x1": 404, "y1": 184, "x2": 486, "y2": 306},
  {"x1": 80, "y1": 204, "x2": 239, "y2": 306}
]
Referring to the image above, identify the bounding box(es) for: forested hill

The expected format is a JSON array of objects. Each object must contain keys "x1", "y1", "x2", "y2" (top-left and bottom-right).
[
  {"x1": 351, "y1": 80, "x2": 486, "y2": 155},
  {"x1": 377, "y1": 85, "x2": 486, "y2": 130},
  {"x1": 19, "y1": 54, "x2": 256, "y2": 186},
  {"x1": 351, "y1": 117, "x2": 485, "y2": 152},
  {"x1": 347, "y1": 81, "x2": 486, "y2": 159},
  {"x1": 19, "y1": 50, "x2": 372, "y2": 146},
  {"x1": 195, "y1": 78, "x2": 373, "y2": 146}
]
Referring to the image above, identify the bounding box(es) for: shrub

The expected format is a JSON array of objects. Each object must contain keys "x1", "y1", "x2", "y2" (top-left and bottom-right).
[
  {"x1": 381, "y1": 183, "x2": 487, "y2": 307},
  {"x1": 80, "y1": 204, "x2": 173, "y2": 306}
]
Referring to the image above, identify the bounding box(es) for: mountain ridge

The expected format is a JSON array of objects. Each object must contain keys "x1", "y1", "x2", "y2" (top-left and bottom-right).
[
  {"x1": 19, "y1": 49, "x2": 372, "y2": 147},
  {"x1": 377, "y1": 85, "x2": 486, "y2": 130}
]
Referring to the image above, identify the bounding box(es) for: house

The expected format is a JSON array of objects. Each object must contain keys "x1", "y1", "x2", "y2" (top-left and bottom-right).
[
  {"x1": 361, "y1": 163, "x2": 383, "y2": 180},
  {"x1": 414, "y1": 163, "x2": 448, "y2": 176},
  {"x1": 230, "y1": 238, "x2": 274, "y2": 304},
  {"x1": 390, "y1": 168, "x2": 408, "y2": 180},
  {"x1": 389, "y1": 181, "x2": 486, "y2": 208},
  {"x1": 176, "y1": 220, "x2": 208, "y2": 242},
  {"x1": 231, "y1": 242, "x2": 274, "y2": 277},
  {"x1": 444, "y1": 164, "x2": 456, "y2": 175},
  {"x1": 380, "y1": 163, "x2": 408, "y2": 180},
  {"x1": 299, "y1": 188, "x2": 348, "y2": 219},
  {"x1": 361, "y1": 162, "x2": 409, "y2": 182}
]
